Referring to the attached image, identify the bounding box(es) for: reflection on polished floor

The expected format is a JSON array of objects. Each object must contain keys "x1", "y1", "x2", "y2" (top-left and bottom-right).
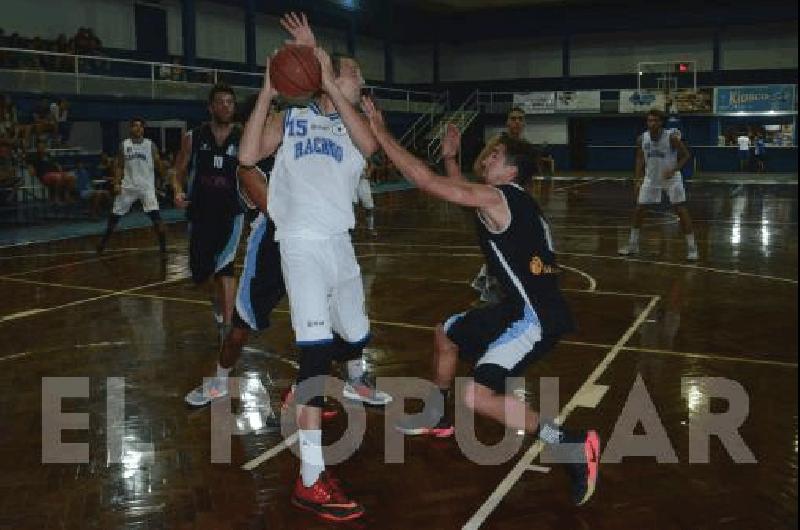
[{"x1": 0, "y1": 179, "x2": 797, "y2": 529}]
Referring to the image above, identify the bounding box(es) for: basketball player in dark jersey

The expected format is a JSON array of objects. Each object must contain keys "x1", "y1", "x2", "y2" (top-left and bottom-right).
[
  {"x1": 173, "y1": 84, "x2": 245, "y2": 342},
  {"x1": 363, "y1": 96, "x2": 599, "y2": 507}
]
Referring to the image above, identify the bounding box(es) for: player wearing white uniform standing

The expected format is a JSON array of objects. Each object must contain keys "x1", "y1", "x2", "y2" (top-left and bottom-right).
[
  {"x1": 619, "y1": 109, "x2": 698, "y2": 261},
  {"x1": 236, "y1": 12, "x2": 390, "y2": 522},
  {"x1": 97, "y1": 117, "x2": 166, "y2": 255}
]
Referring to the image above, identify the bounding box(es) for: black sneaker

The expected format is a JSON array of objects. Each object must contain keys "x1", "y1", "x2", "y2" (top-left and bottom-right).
[{"x1": 565, "y1": 430, "x2": 600, "y2": 506}]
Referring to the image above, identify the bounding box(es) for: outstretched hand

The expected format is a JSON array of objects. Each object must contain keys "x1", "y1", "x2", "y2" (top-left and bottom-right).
[
  {"x1": 313, "y1": 47, "x2": 336, "y2": 93},
  {"x1": 280, "y1": 12, "x2": 316, "y2": 47},
  {"x1": 361, "y1": 95, "x2": 388, "y2": 137},
  {"x1": 261, "y1": 56, "x2": 276, "y2": 98},
  {"x1": 441, "y1": 123, "x2": 461, "y2": 158}
]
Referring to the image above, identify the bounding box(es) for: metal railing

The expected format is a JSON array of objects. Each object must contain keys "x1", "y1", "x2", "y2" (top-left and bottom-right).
[
  {"x1": 427, "y1": 89, "x2": 481, "y2": 163},
  {"x1": 0, "y1": 47, "x2": 444, "y2": 112},
  {"x1": 398, "y1": 90, "x2": 449, "y2": 152}
]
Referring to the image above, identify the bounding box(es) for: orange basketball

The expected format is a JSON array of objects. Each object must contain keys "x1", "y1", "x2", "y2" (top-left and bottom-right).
[{"x1": 269, "y1": 45, "x2": 322, "y2": 99}]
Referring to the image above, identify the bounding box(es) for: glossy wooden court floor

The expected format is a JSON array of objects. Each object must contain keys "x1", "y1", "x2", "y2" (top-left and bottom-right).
[{"x1": 0, "y1": 180, "x2": 797, "y2": 530}]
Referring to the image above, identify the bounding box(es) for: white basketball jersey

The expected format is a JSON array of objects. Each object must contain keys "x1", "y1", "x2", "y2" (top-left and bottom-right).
[
  {"x1": 268, "y1": 103, "x2": 366, "y2": 240},
  {"x1": 122, "y1": 138, "x2": 155, "y2": 190},
  {"x1": 642, "y1": 129, "x2": 678, "y2": 182}
]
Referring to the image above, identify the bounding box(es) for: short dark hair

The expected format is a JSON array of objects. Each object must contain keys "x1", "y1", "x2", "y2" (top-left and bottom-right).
[
  {"x1": 646, "y1": 109, "x2": 666, "y2": 122},
  {"x1": 499, "y1": 136, "x2": 537, "y2": 187},
  {"x1": 208, "y1": 83, "x2": 236, "y2": 104},
  {"x1": 331, "y1": 53, "x2": 357, "y2": 77},
  {"x1": 508, "y1": 106, "x2": 525, "y2": 118},
  {"x1": 130, "y1": 117, "x2": 145, "y2": 127}
]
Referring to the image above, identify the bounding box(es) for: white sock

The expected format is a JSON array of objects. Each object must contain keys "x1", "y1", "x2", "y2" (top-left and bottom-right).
[
  {"x1": 216, "y1": 363, "x2": 231, "y2": 381},
  {"x1": 685, "y1": 233, "x2": 696, "y2": 248},
  {"x1": 298, "y1": 429, "x2": 325, "y2": 487},
  {"x1": 629, "y1": 228, "x2": 640, "y2": 246},
  {"x1": 347, "y1": 358, "x2": 365, "y2": 381}
]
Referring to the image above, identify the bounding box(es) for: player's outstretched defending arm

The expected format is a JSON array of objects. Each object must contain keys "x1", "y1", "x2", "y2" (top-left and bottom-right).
[
  {"x1": 362, "y1": 96, "x2": 509, "y2": 231},
  {"x1": 314, "y1": 47, "x2": 378, "y2": 158},
  {"x1": 441, "y1": 123, "x2": 466, "y2": 182}
]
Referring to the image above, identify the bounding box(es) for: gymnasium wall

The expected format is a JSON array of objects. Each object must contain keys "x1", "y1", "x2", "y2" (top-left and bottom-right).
[
  {"x1": 2, "y1": 1, "x2": 795, "y2": 81},
  {"x1": 195, "y1": 1, "x2": 244, "y2": 63},
  {"x1": 439, "y1": 37, "x2": 563, "y2": 82},
  {"x1": 720, "y1": 23, "x2": 799, "y2": 70},
  {"x1": 394, "y1": 44, "x2": 435, "y2": 84},
  {"x1": 436, "y1": 23, "x2": 797, "y2": 80},
  {"x1": 355, "y1": 36, "x2": 386, "y2": 82},
  {"x1": 569, "y1": 29, "x2": 714, "y2": 75}
]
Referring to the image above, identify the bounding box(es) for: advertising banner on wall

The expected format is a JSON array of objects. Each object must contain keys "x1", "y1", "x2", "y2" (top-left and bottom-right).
[
  {"x1": 714, "y1": 85, "x2": 796, "y2": 113},
  {"x1": 555, "y1": 91, "x2": 601, "y2": 113},
  {"x1": 618, "y1": 90, "x2": 666, "y2": 113},
  {"x1": 668, "y1": 88, "x2": 713, "y2": 113},
  {"x1": 513, "y1": 92, "x2": 556, "y2": 114}
]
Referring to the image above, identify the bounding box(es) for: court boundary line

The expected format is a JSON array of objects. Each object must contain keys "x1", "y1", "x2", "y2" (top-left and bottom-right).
[
  {"x1": 355, "y1": 242, "x2": 797, "y2": 285},
  {"x1": 4, "y1": 251, "x2": 139, "y2": 278},
  {"x1": 5, "y1": 275, "x2": 794, "y2": 369},
  {"x1": 0, "y1": 275, "x2": 187, "y2": 323},
  {"x1": 463, "y1": 295, "x2": 661, "y2": 529},
  {"x1": 0, "y1": 246, "x2": 182, "y2": 261},
  {"x1": 560, "y1": 251, "x2": 798, "y2": 284}
]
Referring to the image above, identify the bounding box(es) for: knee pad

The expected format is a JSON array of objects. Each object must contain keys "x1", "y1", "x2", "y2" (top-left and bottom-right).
[{"x1": 296, "y1": 343, "x2": 336, "y2": 408}]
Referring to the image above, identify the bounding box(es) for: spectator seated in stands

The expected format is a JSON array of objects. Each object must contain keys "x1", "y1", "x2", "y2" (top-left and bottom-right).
[
  {"x1": 74, "y1": 160, "x2": 110, "y2": 217},
  {"x1": 29, "y1": 141, "x2": 75, "y2": 204},
  {"x1": 32, "y1": 98, "x2": 57, "y2": 147},
  {"x1": 0, "y1": 95, "x2": 18, "y2": 139},
  {"x1": 159, "y1": 57, "x2": 186, "y2": 82},
  {"x1": 0, "y1": 132, "x2": 21, "y2": 205},
  {"x1": 49, "y1": 99, "x2": 70, "y2": 146}
]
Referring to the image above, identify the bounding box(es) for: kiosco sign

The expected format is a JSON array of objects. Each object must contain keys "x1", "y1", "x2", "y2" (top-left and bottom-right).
[{"x1": 715, "y1": 85, "x2": 795, "y2": 113}]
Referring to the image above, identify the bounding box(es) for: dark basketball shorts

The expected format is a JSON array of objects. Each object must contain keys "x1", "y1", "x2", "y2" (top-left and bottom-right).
[
  {"x1": 188, "y1": 213, "x2": 244, "y2": 284},
  {"x1": 233, "y1": 213, "x2": 286, "y2": 332},
  {"x1": 444, "y1": 300, "x2": 560, "y2": 394}
]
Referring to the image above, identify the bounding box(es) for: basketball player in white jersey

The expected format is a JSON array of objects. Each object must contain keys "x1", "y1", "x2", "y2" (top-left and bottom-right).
[
  {"x1": 619, "y1": 109, "x2": 698, "y2": 261},
  {"x1": 239, "y1": 12, "x2": 390, "y2": 521},
  {"x1": 97, "y1": 117, "x2": 166, "y2": 255}
]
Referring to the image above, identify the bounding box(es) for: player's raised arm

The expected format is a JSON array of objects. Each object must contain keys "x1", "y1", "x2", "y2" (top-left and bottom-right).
[
  {"x1": 315, "y1": 47, "x2": 378, "y2": 158},
  {"x1": 280, "y1": 12, "x2": 316, "y2": 47},
  {"x1": 240, "y1": 59, "x2": 282, "y2": 166},
  {"x1": 441, "y1": 123, "x2": 466, "y2": 181},
  {"x1": 362, "y1": 96, "x2": 507, "y2": 229}
]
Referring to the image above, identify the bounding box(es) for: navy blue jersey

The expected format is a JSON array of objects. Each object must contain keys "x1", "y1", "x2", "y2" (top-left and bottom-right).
[
  {"x1": 475, "y1": 184, "x2": 574, "y2": 336},
  {"x1": 187, "y1": 123, "x2": 243, "y2": 221}
]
